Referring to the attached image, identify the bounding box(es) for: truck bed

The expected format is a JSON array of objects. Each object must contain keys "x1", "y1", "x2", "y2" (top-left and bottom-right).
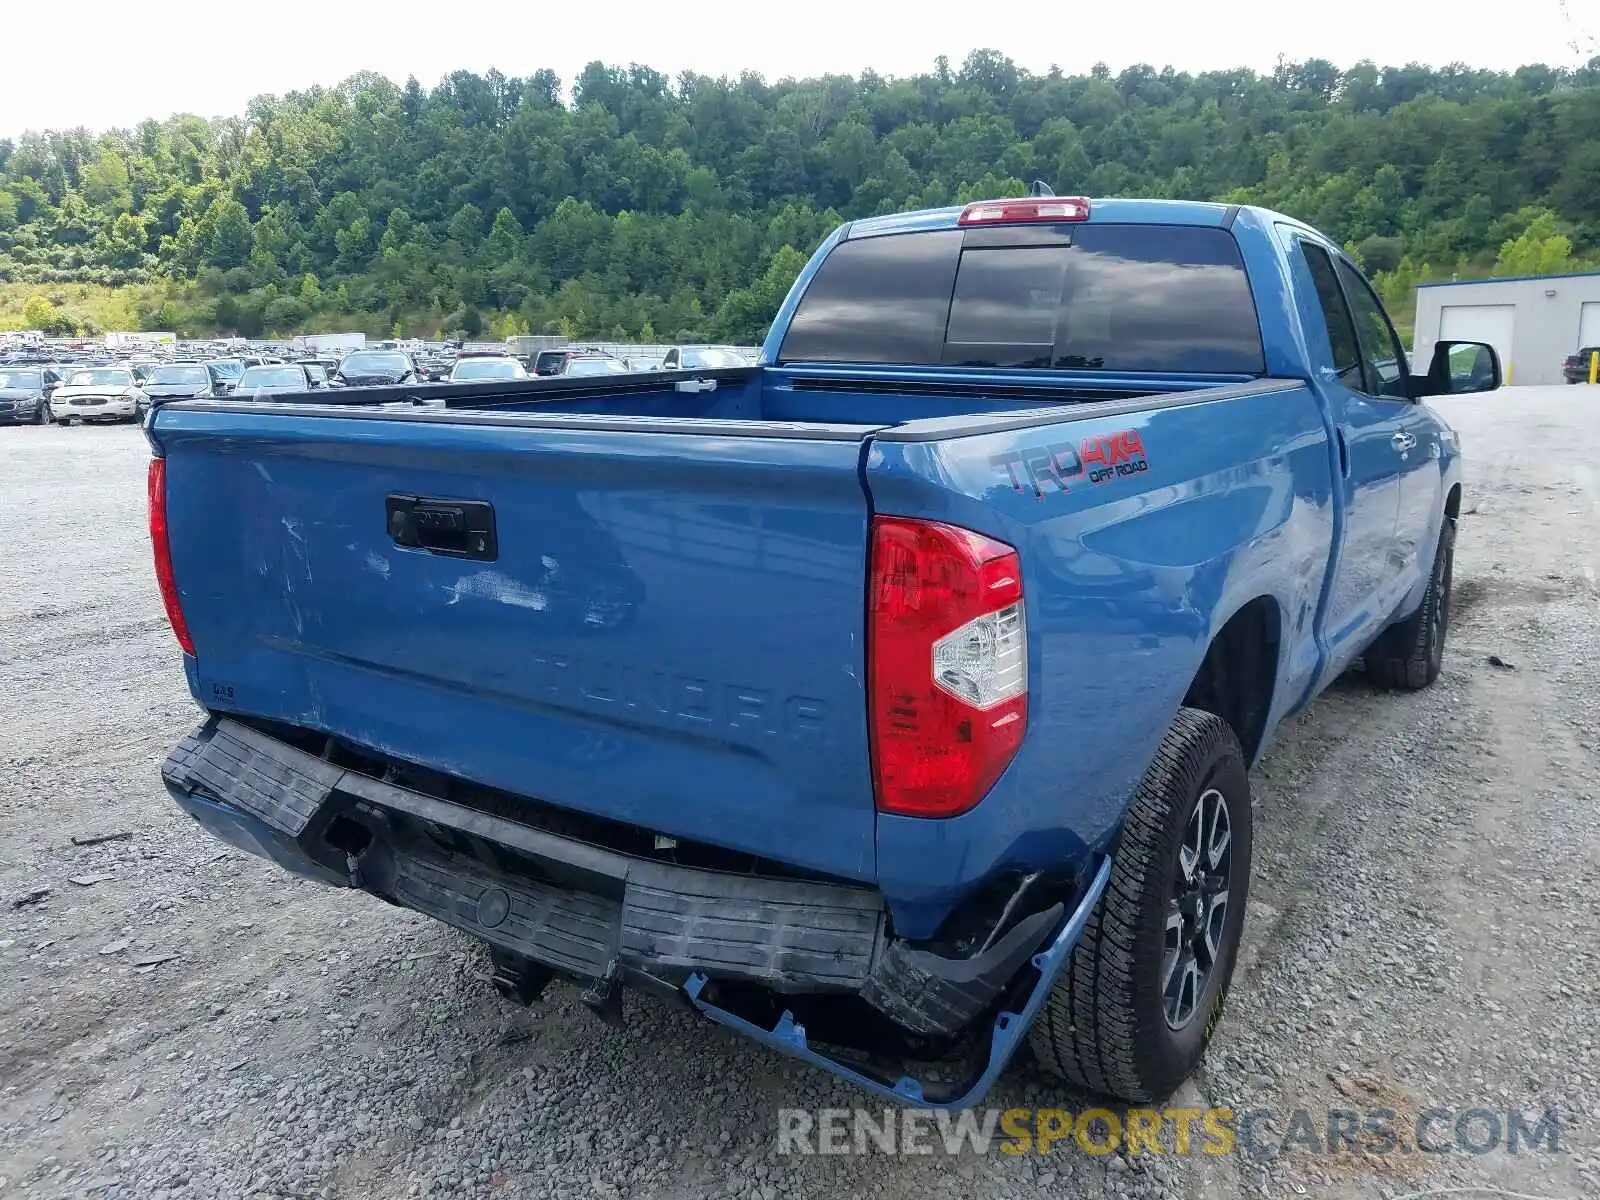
[{"x1": 199, "y1": 363, "x2": 1257, "y2": 431}]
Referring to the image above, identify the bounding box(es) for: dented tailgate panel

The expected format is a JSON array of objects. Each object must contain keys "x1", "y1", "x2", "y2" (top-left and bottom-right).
[{"x1": 151, "y1": 406, "x2": 878, "y2": 882}]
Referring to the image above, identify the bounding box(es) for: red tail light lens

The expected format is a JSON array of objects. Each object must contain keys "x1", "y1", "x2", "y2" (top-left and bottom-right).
[
  {"x1": 147, "y1": 457, "x2": 195, "y2": 657},
  {"x1": 868, "y1": 516, "x2": 1027, "y2": 818}
]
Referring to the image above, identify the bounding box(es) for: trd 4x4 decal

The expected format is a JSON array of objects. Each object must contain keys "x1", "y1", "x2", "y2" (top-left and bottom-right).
[{"x1": 992, "y1": 429, "x2": 1149, "y2": 499}]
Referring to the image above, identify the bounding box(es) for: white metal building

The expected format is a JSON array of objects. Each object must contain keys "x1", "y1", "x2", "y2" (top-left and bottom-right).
[{"x1": 1412, "y1": 271, "x2": 1600, "y2": 386}]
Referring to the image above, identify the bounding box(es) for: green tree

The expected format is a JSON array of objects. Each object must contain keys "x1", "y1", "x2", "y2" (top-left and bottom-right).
[
  {"x1": 1493, "y1": 211, "x2": 1575, "y2": 276},
  {"x1": 712, "y1": 244, "x2": 807, "y2": 343},
  {"x1": 201, "y1": 196, "x2": 253, "y2": 270},
  {"x1": 3, "y1": 55, "x2": 1600, "y2": 338},
  {"x1": 22, "y1": 294, "x2": 54, "y2": 328}
]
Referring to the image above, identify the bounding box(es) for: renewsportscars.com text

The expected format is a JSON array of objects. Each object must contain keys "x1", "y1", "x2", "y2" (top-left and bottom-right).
[{"x1": 776, "y1": 1106, "x2": 1565, "y2": 1159}]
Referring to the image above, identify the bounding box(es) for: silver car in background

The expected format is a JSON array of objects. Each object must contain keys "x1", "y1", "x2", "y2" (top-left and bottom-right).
[{"x1": 50, "y1": 367, "x2": 145, "y2": 424}]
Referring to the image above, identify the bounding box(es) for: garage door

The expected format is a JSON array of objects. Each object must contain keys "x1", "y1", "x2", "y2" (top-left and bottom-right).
[
  {"x1": 1579, "y1": 302, "x2": 1600, "y2": 351},
  {"x1": 1440, "y1": 304, "x2": 1516, "y2": 382}
]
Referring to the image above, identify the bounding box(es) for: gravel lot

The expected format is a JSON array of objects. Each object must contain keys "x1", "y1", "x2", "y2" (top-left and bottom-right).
[{"x1": 1, "y1": 389, "x2": 1596, "y2": 1200}]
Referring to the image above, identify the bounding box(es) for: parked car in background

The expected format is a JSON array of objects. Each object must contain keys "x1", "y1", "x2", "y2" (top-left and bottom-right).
[
  {"x1": 0, "y1": 366, "x2": 61, "y2": 425},
  {"x1": 207, "y1": 359, "x2": 247, "y2": 391},
  {"x1": 334, "y1": 350, "x2": 418, "y2": 387},
  {"x1": 558, "y1": 354, "x2": 630, "y2": 377},
  {"x1": 661, "y1": 347, "x2": 748, "y2": 370},
  {"x1": 297, "y1": 362, "x2": 338, "y2": 389},
  {"x1": 448, "y1": 356, "x2": 528, "y2": 382},
  {"x1": 418, "y1": 356, "x2": 454, "y2": 381},
  {"x1": 235, "y1": 364, "x2": 329, "y2": 395},
  {"x1": 1562, "y1": 346, "x2": 1600, "y2": 383},
  {"x1": 531, "y1": 349, "x2": 573, "y2": 376},
  {"x1": 144, "y1": 363, "x2": 231, "y2": 415},
  {"x1": 51, "y1": 367, "x2": 146, "y2": 424}
]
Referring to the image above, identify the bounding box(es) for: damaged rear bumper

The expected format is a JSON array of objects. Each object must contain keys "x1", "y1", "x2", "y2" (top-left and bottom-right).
[{"x1": 163, "y1": 717, "x2": 1107, "y2": 1107}]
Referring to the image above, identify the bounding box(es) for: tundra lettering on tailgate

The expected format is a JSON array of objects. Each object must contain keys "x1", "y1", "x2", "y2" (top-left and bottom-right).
[
  {"x1": 993, "y1": 428, "x2": 1149, "y2": 499},
  {"x1": 526, "y1": 651, "x2": 831, "y2": 741}
]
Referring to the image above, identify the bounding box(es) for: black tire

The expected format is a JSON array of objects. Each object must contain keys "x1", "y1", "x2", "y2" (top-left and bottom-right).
[
  {"x1": 1029, "y1": 708, "x2": 1252, "y2": 1102},
  {"x1": 1364, "y1": 515, "x2": 1455, "y2": 690},
  {"x1": 36, "y1": 402, "x2": 51, "y2": 425}
]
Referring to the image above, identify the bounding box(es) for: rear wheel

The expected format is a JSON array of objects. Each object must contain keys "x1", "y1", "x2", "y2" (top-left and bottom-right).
[
  {"x1": 1029, "y1": 708, "x2": 1252, "y2": 1102},
  {"x1": 35, "y1": 402, "x2": 51, "y2": 425},
  {"x1": 1364, "y1": 515, "x2": 1455, "y2": 690}
]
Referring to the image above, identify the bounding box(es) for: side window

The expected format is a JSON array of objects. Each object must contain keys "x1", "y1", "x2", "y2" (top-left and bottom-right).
[
  {"x1": 1335, "y1": 258, "x2": 1409, "y2": 400},
  {"x1": 1299, "y1": 243, "x2": 1364, "y2": 392}
]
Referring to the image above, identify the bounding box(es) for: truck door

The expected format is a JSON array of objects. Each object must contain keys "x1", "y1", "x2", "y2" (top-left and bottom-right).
[
  {"x1": 1295, "y1": 240, "x2": 1406, "y2": 661},
  {"x1": 1334, "y1": 257, "x2": 1443, "y2": 602}
]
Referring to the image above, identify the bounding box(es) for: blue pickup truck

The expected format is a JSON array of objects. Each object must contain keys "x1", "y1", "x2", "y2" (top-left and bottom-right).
[{"x1": 148, "y1": 195, "x2": 1497, "y2": 1109}]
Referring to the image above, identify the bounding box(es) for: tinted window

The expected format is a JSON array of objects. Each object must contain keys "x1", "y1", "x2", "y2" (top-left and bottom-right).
[
  {"x1": 946, "y1": 245, "x2": 1068, "y2": 360},
  {"x1": 1052, "y1": 226, "x2": 1262, "y2": 372},
  {"x1": 779, "y1": 224, "x2": 1262, "y2": 373},
  {"x1": 779, "y1": 231, "x2": 962, "y2": 365},
  {"x1": 1335, "y1": 259, "x2": 1409, "y2": 399},
  {"x1": 1300, "y1": 243, "x2": 1364, "y2": 391}
]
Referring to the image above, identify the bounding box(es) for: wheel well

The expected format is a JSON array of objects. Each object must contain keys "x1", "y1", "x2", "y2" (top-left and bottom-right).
[
  {"x1": 1182, "y1": 597, "x2": 1280, "y2": 764},
  {"x1": 1444, "y1": 483, "x2": 1461, "y2": 521}
]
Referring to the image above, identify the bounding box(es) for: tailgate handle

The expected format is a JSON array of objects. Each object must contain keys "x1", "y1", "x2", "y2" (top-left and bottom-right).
[{"x1": 387, "y1": 495, "x2": 498, "y2": 561}]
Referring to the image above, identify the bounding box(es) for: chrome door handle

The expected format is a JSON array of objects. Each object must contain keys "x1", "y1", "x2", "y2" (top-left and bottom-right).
[{"x1": 1392, "y1": 432, "x2": 1416, "y2": 452}]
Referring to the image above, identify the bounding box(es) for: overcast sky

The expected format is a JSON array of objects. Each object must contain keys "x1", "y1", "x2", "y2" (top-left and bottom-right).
[{"x1": 1, "y1": 0, "x2": 1592, "y2": 138}]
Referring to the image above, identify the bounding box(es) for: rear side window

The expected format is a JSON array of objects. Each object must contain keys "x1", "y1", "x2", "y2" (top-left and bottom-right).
[{"x1": 778, "y1": 224, "x2": 1264, "y2": 374}]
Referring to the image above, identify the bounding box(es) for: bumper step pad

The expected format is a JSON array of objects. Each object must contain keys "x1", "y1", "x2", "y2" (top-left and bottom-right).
[{"x1": 163, "y1": 717, "x2": 1105, "y2": 1107}]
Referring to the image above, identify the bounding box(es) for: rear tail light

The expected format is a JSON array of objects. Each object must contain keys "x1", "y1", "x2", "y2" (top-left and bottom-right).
[
  {"x1": 868, "y1": 516, "x2": 1027, "y2": 818},
  {"x1": 958, "y1": 196, "x2": 1090, "y2": 225},
  {"x1": 147, "y1": 457, "x2": 195, "y2": 656}
]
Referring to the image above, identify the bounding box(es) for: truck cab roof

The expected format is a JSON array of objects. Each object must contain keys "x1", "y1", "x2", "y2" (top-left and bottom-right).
[{"x1": 844, "y1": 196, "x2": 1238, "y2": 240}]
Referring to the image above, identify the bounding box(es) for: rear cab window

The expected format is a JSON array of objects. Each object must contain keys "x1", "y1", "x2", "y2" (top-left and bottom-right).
[{"x1": 778, "y1": 223, "x2": 1265, "y2": 374}]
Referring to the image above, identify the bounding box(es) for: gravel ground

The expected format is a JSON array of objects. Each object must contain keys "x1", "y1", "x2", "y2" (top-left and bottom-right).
[{"x1": 1, "y1": 389, "x2": 1596, "y2": 1200}]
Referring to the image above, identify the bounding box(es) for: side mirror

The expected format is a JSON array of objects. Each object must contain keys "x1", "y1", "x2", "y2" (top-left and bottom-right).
[{"x1": 1418, "y1": 340, "x2": 1501, "y2": 396}]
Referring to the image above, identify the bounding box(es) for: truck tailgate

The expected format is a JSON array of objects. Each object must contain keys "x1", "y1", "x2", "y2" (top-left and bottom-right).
[{"x1": 151, "y1": 405, "x2": 877, "y2": 882}]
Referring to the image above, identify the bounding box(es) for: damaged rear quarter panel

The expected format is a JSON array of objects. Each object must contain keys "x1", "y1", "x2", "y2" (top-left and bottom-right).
[{"x1": 864, "y1": 384, "x2": 1334, "y2": 937}]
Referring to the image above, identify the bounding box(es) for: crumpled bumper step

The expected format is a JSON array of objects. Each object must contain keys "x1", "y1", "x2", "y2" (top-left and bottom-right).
[
  {"x1": 164, "y1": 719, "x2": 884, "y2": 989},
  {"x1": 164, "y1": 721, "x2": 342, "y2": 837},
  {"x1": 685, "y1": 855, "x2": 1111, "y2": 1109},
  {"x1": 163, "y1": 716, "x2": 1095, "y2": 1107},
  {"x1": 386, "y1": 852, "x2": 623, "y2": 978}
]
